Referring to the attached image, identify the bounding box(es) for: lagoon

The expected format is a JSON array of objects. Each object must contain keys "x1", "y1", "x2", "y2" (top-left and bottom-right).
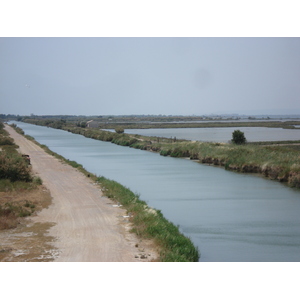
[{"x1": 122, "y1": 127, "x2": 300, "y2": 142}]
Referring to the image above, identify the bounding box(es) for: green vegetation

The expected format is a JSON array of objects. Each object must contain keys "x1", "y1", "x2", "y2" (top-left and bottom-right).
[
  {"x1": 38, "y1": 144, "x2": 93, "y2": 178},
  {"x1": 59, "y1": 126, "x2": 300, "y2": 188},
  {"x1": 10, "y1": 123, "x2": 24, "y2": 135},
  {"x1": 0, "y1": 135, "x2": 14, "y2": 146},
  {"x1": 0, "y1": 200, "x2": 35, "y2": 219},
  {"x1": 115, "y1": 127, "x2": 124, "y2": 134},
  {"x1": 21, "y1": 118, "x2": 300, "y2": 189},
  {"x1": 7, "y1": 113, "x2": 300, "y2": 130},
  {"x1": 0, "y1": 122, "x2": 32, "y2": 182},
  {"x1": 0, "y1": 121, "x2": 45, "y2": 230},
  {"x1": 231, "y1": 129, "x2": 246, "y2": 144},
  {"x1": 0, "y1": 202, "x2": 28, "y2": 229},
  {"x1": 0, "y1": 151, "x2": 32, "y2": 182},
  {"x1": 80, "y1": 131, "x2": 300, "y2": 188},
  {"x1": 97, "y1": 176, "x2": 200, "y2": 262},
  {"x1": 97, "y1": 120, "x2": 299, "y2": 130},
  {"x1": 158, "y1": 141, "x2": 300, "y2": 187},
  {"x1": 14, "y1": 114, "x2": 300, "y2": 132}
]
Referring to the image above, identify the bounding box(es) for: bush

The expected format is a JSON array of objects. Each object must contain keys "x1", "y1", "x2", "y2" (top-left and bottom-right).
[
  {"x1": 231, "y1": 130, "x2": 246, "y2": 144},
  {"x1": 0, "y1": 136, "x2": 14, "y2": 145},
  {"x1": 33, "y1": 176, "x2": 43, "y2": 185},
  {"x1": 0, "y1": 152, "x2": 32, "y2": 182},
  {"x1": 115, "y1": 127, "x2": 124, "y2": 134}
]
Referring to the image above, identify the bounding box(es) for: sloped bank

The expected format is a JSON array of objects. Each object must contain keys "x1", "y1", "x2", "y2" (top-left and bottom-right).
[
  {"x1": 97, "y1": 176, "x2": 200, "y2": 262},
  {"x1": 22, "y1": 120, "x2": 300, "y2": 188},
  {"x1": 62, "y1": 126, "x2": 300, "y2": 189}
]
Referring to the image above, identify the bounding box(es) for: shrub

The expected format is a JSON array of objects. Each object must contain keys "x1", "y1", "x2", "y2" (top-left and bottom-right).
[
  {"x1": 0, "y1": 200, "x2": 36, "y2": 229},
  {"x1": 115, "y1": 127, "x2": 125, "y2": 134},
  {"x1": 0, "y1": 136, "x2": 14, "y2": 145},
  {"x1": 33, "y1": 176, "x2": 43, "y2": 185},
  {"x1": 0, "y1": 152, "x2": 32, "y2": 182},
  {"x1": 231, "y1": 130, "x2": 246, "y2": 144}
]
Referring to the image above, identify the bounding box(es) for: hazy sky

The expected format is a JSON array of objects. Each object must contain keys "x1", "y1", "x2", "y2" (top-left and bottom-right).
[{"x1": 1, "y1": 37, "x2": 300, "y2": 116}]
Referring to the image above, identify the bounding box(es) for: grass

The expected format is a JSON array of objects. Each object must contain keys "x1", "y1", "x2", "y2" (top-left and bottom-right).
[
  {"x1": 0, "y1": 178, "x2": 42, "y2": 192},
  {"x1": 38, "y1": 143, "x2": 96, "y2": 179},
  {"x1": 157, "y1": 141, "x2": 300, "y2": 186},
  {"x1": 0, "y1": 199, "x2": 40, "y2": 230},
  {"x1": 97, "y1": 176, "x2": 200, "y2": 262},
  {"x1": 99, "y1": 129, "x2": 299, "y2": 187}
]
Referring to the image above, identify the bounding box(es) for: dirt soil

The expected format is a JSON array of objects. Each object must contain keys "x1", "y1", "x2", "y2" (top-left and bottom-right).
[
  {"x1": 0, "y1": 185, "x2": 55, "y2": 261},
  {"x1": 2, "y1": 125, "x2": 159, "y2": 262}
]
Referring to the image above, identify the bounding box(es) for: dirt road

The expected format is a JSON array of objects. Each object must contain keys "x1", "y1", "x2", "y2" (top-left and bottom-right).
[{"x1": 5, "y1": 125, "x2": 157, "y2": 262}]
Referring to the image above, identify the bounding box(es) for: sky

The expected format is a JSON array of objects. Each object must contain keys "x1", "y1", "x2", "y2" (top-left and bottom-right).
[
  {"x1": 1, "y1": 37, "x2": 300, "y2": 116},
  {"x1": 1, "y1": 0, "x2": 300, "y2": 117}
]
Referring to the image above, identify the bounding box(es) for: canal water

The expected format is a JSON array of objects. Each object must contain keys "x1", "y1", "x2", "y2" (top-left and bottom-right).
[{"x1": 11, "y1": 122, "x2": 300, "y2": 262}]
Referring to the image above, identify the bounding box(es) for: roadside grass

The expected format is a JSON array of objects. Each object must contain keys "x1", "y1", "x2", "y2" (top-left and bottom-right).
[
  {"x1": 97, "y1": 176, "x2": 200, "y2": 262},
  {"x1": 0, "y1": 178, "x2": 42, "y2": 192},
  {"x1": 0, "y1": 187, "x2": 49, "y2": 230},
  {"x1": 37, "y1": 143, "x2": 94, "y2": 177}
]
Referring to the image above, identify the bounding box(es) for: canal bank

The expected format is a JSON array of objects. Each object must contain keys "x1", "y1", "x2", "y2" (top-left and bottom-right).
[{"x1": 10, "y1": 122, "x2": 300, "y2": 262}]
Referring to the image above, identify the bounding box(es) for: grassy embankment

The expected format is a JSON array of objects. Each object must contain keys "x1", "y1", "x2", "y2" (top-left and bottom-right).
[
  {"x1": 98, "y1": 120, "x2": 300, "y2": 130},
  {"x1": 22, "y1": 119, "x2": 300, "y2": 188},
  {"x1": 11, "y1": 124, "x2": 200, "y2": 262},
  {"x1": 0, "y1": 122, "x2": 46, "y2": 230},
  {"x1": 59, "y1": 125, "x2": 300, "y2": 189}
]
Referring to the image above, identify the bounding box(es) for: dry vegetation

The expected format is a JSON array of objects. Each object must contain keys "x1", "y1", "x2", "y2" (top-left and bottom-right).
[
  {"x1": 0, "y1": 121, "x2": 55, "y2": 261},
  {"x1": 0, "y1": 185, "x2": 54, "y2": 262},
  {"x1": 0, "y1": 183, "x2": 52, "y2": 230}
]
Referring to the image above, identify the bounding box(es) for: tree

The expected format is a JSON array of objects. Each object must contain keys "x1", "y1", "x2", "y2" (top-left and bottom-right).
[
  {"x1": 76, "y1": 121, "x2": 86, "y2": 128},
  {"x1": 115, "y1": 127, "x2": 124, "y2": 134},
  {"x1": 231, "y1": 130, "x2": 246, "y2": 144}
]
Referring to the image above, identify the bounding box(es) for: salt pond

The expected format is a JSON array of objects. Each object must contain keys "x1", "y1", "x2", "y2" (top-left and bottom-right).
[{"x1": 123, "y1": 127, "x2": 300, "y2": 142}]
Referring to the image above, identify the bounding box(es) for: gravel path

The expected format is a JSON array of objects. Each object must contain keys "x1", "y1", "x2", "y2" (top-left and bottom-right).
[{"x1": 5, "y1": 125, "x2": 157, "y2": 262}]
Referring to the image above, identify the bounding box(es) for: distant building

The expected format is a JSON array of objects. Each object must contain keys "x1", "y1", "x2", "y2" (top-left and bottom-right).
[{"x1": 86, "y1": 120, "x2": 100, "y2": 128}]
